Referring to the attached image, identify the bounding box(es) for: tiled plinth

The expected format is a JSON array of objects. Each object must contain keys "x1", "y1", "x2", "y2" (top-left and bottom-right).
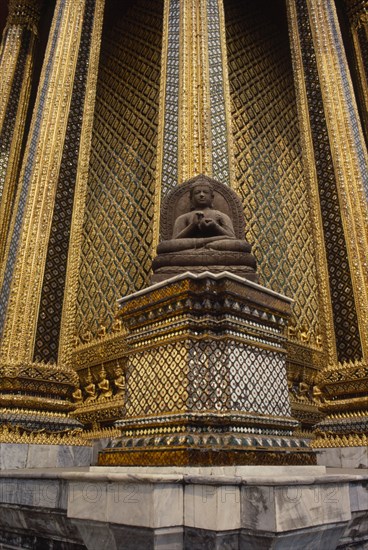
[
  {"x1": 0, "y1": 466, "x2": 366, "y2": 549},
  {"x1": 101, "y1": 273, "x2": 315, "y2": 466}
]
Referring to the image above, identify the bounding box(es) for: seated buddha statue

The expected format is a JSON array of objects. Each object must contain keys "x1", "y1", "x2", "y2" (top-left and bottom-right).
[
  {"x1": 84, "y1": 370, "x2": 96, "y2": 403},
  {"x1": 152, "y1": 175, "x2": 258, "y2": 283},
  {"x1": 98, "y1": 367, "x2": 113, "y2": 399},
  {"x1": 72, "y1": 385, "x2": 83, "y2": 405},
  {"x1": 113, "y1": 366, "x2": 125, "y2": 397}
]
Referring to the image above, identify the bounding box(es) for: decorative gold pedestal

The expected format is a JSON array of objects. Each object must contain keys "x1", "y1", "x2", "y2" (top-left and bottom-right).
[
  {"x1": 99, "y1": 447, "x2": 315, "y2": 467},
  {"x1": 99, "y1": 272, "x2": 316, "y2": 466},
  {"x1": 312, "y1": 360, "x2": 368, "y2": 450},
  {"x1": 0, "y1": 361, "x2": 83, "y2": 435}
]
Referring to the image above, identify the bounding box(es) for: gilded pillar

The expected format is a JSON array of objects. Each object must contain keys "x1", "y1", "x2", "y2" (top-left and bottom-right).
[
  {"x1": 0, "y1": 0, "x2": 42, "y2": 266},
  {"x1": 310, "y1": 0, "x2": 368, "y2": 449},
  {"x1": 344, "y1": 0, "x2": 368, "y2": 142},
  {"x1": 0, "y1": 0, "x2": 105, "y2": 431},
  {"x1": 288, "y1": 0, "x2": 368, "y2": 364},
  {"x1": 224, "y1": 1, "x2": 326, "y2": 432},
  {"x1": 287, "y1": 0, "x2": 339, "y2": 367},
  {"x1": 289, "y1": 0, "x2": 368, "y2": 446},
  {"x1": 157, "y1": 0, "x2": 234, "y2": 206},
  {"x1": 307, "y1": 0, "x2": 368, "y2": 359}
]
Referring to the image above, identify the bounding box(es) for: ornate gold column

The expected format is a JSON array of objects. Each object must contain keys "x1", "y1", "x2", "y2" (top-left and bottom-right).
[
  {"x1": 178, "y1": 0, "x2": 234, "y2": 184},
  {"x1": 0, "y1": 0, "x2": 105, "y2": 433},
  {"x1": 288, "y1": 0, "x2": 368, "y2": 449},
  {"x1": 178, "y1": 0, "x2": 212, "y2": 181},
  {"x1": 58, "y1": 0, "x2": 105, "y2": 370},
  {"x1": 157, "y1": 0, "x2": 234, "y2": 199},
  {"x1": 344, "y1": 0, "x2": 368, "y2": 142},
  {"x1": 287, "y1": 0, "x2": 368, "y2": 361},
  {"x1": 0, "y1": 0, "x2": 42, "y2": 266},
  {"x1": 307, "y1": 0, "x2": 368, "y2": 357},
  {"x1": 287, "y1": 1, "x2": 337, "y2": 367},
  {"x1": 310, "y1": 0, "x2": 368, "y2": 451},
  {"x1": 282, "y1": 0, "x2": 337, "y2": 433}
]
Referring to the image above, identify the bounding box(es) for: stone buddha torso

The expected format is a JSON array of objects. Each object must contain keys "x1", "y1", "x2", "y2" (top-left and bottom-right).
[{"x1": 152, "y1": 175, "x2": 259, "y2": 283}]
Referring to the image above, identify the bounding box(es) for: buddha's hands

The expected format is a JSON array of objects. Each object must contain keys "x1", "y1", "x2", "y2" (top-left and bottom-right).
[
  {"x1": 190, "y1": 211, "x2": 222, "y2": 233},
  {"x1": 192, "y1": 211, "x2": 204, "y2": 225},
  {"x1": 198, "y1": 218, "x2": 218, "y2": 231}
]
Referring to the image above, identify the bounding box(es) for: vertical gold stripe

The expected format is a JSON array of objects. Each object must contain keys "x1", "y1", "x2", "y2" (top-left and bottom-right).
[
  {"x1": 198, "y1": 0, "x2": 212, "y2": 176},
  {"x1": 178, "y1": 0, "x2": 186, "y2": 181},
  {"x1": 217, "y1": 0, "x2": 235, "y2": 188},
  {"x1": 153, "y1": 0, "x2": 170, "y2": 250},
  {"x1": 58, "y1": 0, "x2": 106, "y2": 368},
  {"x1": 287, "y1": 0, "x2": 337, "y2": 364},
  {"x1": 191, "y1": 0, "x2": 199, "y2": 175},
  {"x1": 178, "y1": 0, "x2": 214, "y2": 181},
  {"x1": 192, "y1": 0, "x2": 199, "y2": 174}
]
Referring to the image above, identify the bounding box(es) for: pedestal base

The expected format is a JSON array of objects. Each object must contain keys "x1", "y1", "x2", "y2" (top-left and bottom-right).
[
  {"x1": 101, "y1": 411, "x2": 314, "y2": 466},
  {"x1": 151, "y1": 264, "x2": 259, "y2": 284},
  {"x1": 0, "y1": 466, "x2": 366, "y2": 550},
  {"x1": 99, "y1": 273, "x2": 313, "y2": 466},
  {"x1": 0, "y1": 443, "x2": 91, "y2": 470},
  {"x1": 317, "y1": 446, "x2": 368, "y2": 469},
  {"x1": 100, "y1": 447, "x2": 315, "y2": 466}
]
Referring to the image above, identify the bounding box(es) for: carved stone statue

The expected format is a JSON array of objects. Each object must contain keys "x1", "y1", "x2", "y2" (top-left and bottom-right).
[{"x1": 152, "y1": 175, "x2": 258, "y2": 283}]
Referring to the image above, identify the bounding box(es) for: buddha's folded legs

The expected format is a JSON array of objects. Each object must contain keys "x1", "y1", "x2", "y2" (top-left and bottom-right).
[
  {"x1": 157, "y1": 236, "x2": 229, "y2": 254},
  {"x1": 204, "y1": 239, "x2": 252, "y2": 252}
]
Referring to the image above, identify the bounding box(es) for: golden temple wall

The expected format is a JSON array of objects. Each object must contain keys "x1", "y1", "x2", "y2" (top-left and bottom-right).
[
  {"x1": 0, "y1": 0, "x2": 367, "y2": 442},
  {"x1": 225, "y1": 0, "x2": 322, "y2": 348},
  {"x1": 76, "y1": 0, "x2": 164, "y2": 334}
]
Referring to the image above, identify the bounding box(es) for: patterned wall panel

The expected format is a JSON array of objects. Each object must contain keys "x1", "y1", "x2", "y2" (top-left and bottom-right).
[
  {"x1": 224, "y1": 0, "x2": 321, "y2": 340},
  {"x1": 125, "y1": 339, "x2": 290, "y2": 418},
  {"x1": 76, "y1": 0, "x2": 163, "y2": 334},
  {"x1": 33, "y1": 0, "x2": 96, "y2": 363},
  {"x1": 295, "y1": 0, "x2": 363, "y2": 363}
]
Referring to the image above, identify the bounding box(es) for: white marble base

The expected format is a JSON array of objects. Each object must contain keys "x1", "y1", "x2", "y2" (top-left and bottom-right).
[
  {"x1": 317, "y1": 447, "x2": 368, "y2": 469},
  {"x1": 0, "y1": 465, "x2": 366, "y2": 548},
  {"x1": 90, "y1": 464, "x2": 326, "y2": 476},
  {"x1": 0, "y1": 443, "x2": 91, "y2": 470}
]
